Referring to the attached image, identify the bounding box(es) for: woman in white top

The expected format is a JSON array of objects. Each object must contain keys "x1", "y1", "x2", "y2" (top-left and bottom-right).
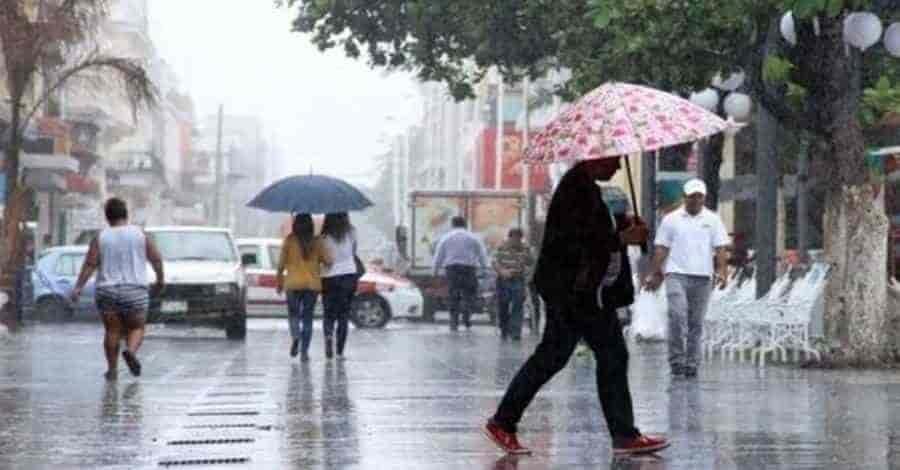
[
  {"x1": 72, "y1": 198, "x2": 164, "y2": 380},
  {"x1": 320, "y1": 212, "x2": 360, "y2": 359}
]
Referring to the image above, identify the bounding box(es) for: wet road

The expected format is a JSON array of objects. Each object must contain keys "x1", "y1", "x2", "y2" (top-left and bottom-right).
[{"x1": 2, "y1": 320, "x2": 900, "y2": 469}]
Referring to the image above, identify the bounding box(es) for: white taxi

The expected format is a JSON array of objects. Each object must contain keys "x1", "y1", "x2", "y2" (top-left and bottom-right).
[{"x1": 237, "y1": 238, "x2": 423, "y2": 328}]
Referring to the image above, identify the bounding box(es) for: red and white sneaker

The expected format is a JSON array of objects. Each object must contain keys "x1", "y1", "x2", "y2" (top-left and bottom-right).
[
  {"x1": 613, "y1": 434, "x2": 670, "y2": 456},
  {"x1": 482, "y1": 420, "x2": 532, "y2": 455}
]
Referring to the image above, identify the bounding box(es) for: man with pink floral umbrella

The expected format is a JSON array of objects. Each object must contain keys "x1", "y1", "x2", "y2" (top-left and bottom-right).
[{"x1": 482, "y1": 157, "x2": 669, "y2": 456}]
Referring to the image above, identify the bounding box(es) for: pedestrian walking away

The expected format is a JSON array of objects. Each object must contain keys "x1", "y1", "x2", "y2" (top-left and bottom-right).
[
  {"x1": 643, "y1": 178, "x2": 730, "y2": 378},
  {"x1": 71, "y1": 198, "x2": 164, "y2": 381},
  {"x1": 321, "y1": 212, "x2": 361, "y2": 360},
  {"x1": 483, "y1": 158, "x2": 669, "y2": 456},
  {"x1": 277, "y1": 214, "x2": 333, "y2": 362},
  {"x1": 433, "y1": 216, "x2": 489, "y2": 331},
  {"x1": 493, "y1": 228, "x2": 534, "y2": 341}
]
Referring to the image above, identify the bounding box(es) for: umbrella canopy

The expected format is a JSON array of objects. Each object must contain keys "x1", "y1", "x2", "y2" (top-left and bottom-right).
[
  {"x1": 247, "y1": 174, "x2": 373, "y2": 214},
  {"x1": 524, "y1": 82, "x2": 730, "y2": 164}
]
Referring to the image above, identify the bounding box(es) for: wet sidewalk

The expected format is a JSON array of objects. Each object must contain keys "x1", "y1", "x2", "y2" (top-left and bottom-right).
[{"x1": 1, "y1": 320, "x2": 900, "y2": 469}]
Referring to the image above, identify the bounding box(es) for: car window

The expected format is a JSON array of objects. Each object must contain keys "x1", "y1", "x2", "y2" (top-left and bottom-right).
[
  {"x1": 55, "y1": 254, "x2": 85, "y2": 277},
  {"x1": 267, "y1": 244, "x2": 281, "y2": 270},
  {"x1": 148, "y1": 231, "x2": 237, "y2": 263},
  {"x1": 239, "y1": 245, "x2": 262, "y2": 269}
]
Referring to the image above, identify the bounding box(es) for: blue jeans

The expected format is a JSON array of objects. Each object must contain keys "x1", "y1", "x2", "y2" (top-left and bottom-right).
[
  {"x1": 287, "y1": 290, "x2": 318, "y2": 353},
  {"x1": 497, "y1": 278, "x2": 526, "y2": 338},
  {"x1": 322, "y1": 274, "x2": 358, "y2": 355}
]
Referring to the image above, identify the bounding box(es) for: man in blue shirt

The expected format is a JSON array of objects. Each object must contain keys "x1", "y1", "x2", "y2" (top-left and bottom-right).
[{"x1": 433, "y1": 216, "x2": 489, "y2": 331}]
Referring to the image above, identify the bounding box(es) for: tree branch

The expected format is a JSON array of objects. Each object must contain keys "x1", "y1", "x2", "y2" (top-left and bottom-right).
[{"x1": 20, "y1": 52, "x2": 158, "y2": 133}]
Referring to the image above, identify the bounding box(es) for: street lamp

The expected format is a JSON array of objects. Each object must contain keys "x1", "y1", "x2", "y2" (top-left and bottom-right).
[
  {"x1": 689, "y1": 88, "x2": 719, "y2": 112},
  {"x1": 781, "y1": 12, "x2": 797, "y2": 46},
  {"x1": 782, "y1": 10, "x2": 899, "y2": 56},
  {"x1": 843, "y1": 12, "x2": 883, "y2": 51},
  {"x1": 884, "y1": 23, "x2": 900, "y2": 57},
  {"x1": 723, "y1": 92, "x2": 753, "y2": 122}
]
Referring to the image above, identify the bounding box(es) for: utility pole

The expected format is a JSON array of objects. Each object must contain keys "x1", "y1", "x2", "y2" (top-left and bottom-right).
[
  {"x1": 213, "y1": 104, "x2": 224, "y2": 227},
  {"x1": 522, "y1": 77, "x2": 531, "y2": 239},
  {"x1": 495, "y1": 74, "x2": 504, "y2": 190}
]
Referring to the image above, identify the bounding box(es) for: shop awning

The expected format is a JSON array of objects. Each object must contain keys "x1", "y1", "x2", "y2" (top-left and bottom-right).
[{"x1": 20, "y1": 153, "x2": 79, "y2": 173}]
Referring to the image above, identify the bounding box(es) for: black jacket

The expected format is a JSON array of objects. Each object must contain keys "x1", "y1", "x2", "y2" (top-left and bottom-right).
[{"x1": 532, "y1": 167, "x2": 632, "y2": 310}]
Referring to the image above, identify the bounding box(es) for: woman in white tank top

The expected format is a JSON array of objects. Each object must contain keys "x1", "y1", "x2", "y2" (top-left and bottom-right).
[
  {"x1": 72, "y1": 198, "x2": 164, "y2": 380},
  {"x1": 320, "y1": 213, "x2": 361, "y2": 359}
]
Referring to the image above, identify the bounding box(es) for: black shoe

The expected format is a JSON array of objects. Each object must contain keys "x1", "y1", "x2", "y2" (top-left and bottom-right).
[
  {"x1": 290, "y1": 339, "x2": 299, "y2": 358},
  {"x1": 301, "y1": 351, "x2": 310, "y2": 362},
  {"x1": 683, "y1": 367, "x2": 698, "y2": 378},
  {"x1": 670, "y1": 365, "x2": 684, "y2": 377},
  {"x1": 325, "y1": 338, "x2": 334, "y2": 359},
  {"x1": 122, "y1": 350, "x2": 141, "y2": 377}
]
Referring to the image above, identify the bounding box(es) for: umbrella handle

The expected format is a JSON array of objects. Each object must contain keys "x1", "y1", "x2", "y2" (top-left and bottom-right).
[{"x1": 623, "y1": 157, "x2": 649, "y2": 254}]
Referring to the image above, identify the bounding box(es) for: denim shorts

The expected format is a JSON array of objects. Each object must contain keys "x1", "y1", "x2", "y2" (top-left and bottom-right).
[{"x1": 96, "y1": 285, "x2": 150, "y2": 315}]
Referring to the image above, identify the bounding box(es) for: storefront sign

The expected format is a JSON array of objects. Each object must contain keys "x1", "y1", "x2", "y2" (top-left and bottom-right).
[{"x1": 480, "y1": 128, "x2": 550, "y2": 191}]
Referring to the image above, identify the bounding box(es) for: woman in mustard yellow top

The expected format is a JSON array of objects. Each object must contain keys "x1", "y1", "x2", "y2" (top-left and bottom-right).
[{"x1": 276, "y1": 214, "x2": 332, "y2": 361}]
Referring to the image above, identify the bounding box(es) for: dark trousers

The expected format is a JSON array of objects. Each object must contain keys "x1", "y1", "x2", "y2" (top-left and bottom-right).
[
  {"x1": 287, "y1": 290, "x2": 318, "y2": 353},
  {"x1": 322, "y1": 274, "x2": 358, "y2": 355},
  {"x1": 528, "y1": 280, "x2": 542, "y2": 334},
  {"x1": 492, "y1": 291, "x2": 640, "y2": 439},
  {"x1": 497, "y1": 277, "x2": 526, "y2": 339},
  {"x1": 446, "y1": 265, "x2": 478, "y2": 329}
]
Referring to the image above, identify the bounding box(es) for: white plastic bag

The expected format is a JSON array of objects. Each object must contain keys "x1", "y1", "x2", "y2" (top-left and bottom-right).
[{"x1": 629, "y1": 286, "x2": 668, "y2": 342}]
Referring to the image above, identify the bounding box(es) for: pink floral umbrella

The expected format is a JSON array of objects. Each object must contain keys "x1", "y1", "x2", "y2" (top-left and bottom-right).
[{"x1": 524, "y1": 82, "x2": 730, "y2": 164}]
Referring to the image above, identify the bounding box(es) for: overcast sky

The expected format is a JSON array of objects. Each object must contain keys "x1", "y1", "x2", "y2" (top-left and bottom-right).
[{"x1": 148, "y1": 1, "x2": 421, "y2": 187}]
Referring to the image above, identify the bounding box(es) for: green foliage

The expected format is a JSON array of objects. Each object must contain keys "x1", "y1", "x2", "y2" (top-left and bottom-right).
[
  {"x1": 281, "y1": 0, "x2": 900, "y2": 129},
  {"x1": 763, "y1": 56, "x2": 796, "y2": 84},
  {"x1": 861, "y1": 76, "x2": 900, "y2": 127}
]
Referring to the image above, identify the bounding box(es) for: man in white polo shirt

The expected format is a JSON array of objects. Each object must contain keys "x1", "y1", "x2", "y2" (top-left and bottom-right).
[{"x1": 644, "y1": 178, "x2": 729, "y2": 378}]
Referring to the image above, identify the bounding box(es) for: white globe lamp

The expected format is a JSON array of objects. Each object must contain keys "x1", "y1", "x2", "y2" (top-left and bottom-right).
[
  {"x1": 712, "y1": 71, "x2": 746, "y2": 92},
  {"x1": 781, "y1": 12, "x2": 797, "y2": 46},
  {"x1": 843, "y1": 12, "x2": 883, "y2": 51},
  {"x1": 885, "y1": 23, "x2": 900, "y2": 58},
  {"x1": 723, "y1": 93, "x2": 753, "y2": 121},
  {"x1": 689, "y1": 88, "x2": 719, "y2": 112}
]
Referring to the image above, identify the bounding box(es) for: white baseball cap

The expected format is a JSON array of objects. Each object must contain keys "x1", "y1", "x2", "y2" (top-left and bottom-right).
[{"x1": 683, "y1": 178, "x2": 707, "y2": 196}]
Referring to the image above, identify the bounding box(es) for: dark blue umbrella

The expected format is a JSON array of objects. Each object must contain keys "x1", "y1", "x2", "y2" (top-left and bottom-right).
[{"x1": 247, "y1": 174, "x2": 374, "y2": 214}]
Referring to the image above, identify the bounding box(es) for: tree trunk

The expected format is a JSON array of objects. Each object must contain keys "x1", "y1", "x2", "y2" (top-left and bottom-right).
[
  {"x1": 754, "y1": 105, "x2": 778, "y2": 299},
  {"x1": 808, "y1": 15, "x2": 891, "y2": 365},
  {"x1": 887, "y1": 279, "x2": 900, "y2": 360},
  {"x1": 1, "y1": 100, "x2": 25, "y2": 328},
  {"x1": 822, "y1": 185, "x2": 890, "y2": 364}
]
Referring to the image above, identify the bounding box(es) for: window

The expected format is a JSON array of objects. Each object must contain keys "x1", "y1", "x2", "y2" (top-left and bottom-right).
[
  {"x1": 148, "y1": 231, "x2": 237, "y2": 263},
  {"x1": 55, "y1": 254, "x2": 85, "y2": 277},
  {"x1": 239, "y1": 245, "x2": 261, "y2": 269}
]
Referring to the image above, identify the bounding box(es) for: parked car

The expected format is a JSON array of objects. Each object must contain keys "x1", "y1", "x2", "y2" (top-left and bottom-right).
[
  {"x1": 236, "y1": 238, "x2": 423, "y2": 328},
  {"x1": 30, "y1": 246, "x2": 96, "y2": 321},
  {"x1": 145, "y1": 227, "x2": 248, "y2": 340},
  {"x1": 30, "y1": 229, "x2": 249, "y2": 340}
]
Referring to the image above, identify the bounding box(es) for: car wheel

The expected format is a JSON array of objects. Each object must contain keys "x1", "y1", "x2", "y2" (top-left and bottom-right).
[
  {"x1": 422, "y1": 295, "x2": 436, "y2": 322},
  {"x1": 350, "y1": 293, "x2": 391, "y2": 329},
  {"x1": 225, "y1": 314, "x2": 247, "y2": 340},
  {"x1": 35, "y1": 296, "x2": 73, "y2": 322}
]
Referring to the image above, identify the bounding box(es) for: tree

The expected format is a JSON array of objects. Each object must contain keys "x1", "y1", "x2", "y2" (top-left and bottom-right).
[
  {"x1": 285, "y1": 0, "x2": 900, "y2": 364},
  {"x1": 0, "y1": 0, "x2": 157, "y2": 320}
]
